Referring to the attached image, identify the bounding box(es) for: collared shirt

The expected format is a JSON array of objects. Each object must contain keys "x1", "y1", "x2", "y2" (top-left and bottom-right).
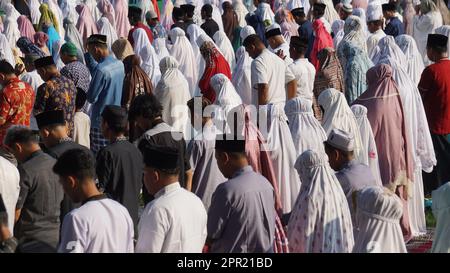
[
  {"x1": 58, "y1": 197, "x2": 134, "y2": 253},
  {"x1": 85, "y1": 53, "x2": 125, "y2": 128},
  {"x1": 208, "y1": 166, "x2": 276, "y2": 253},
  {"x1": 33, "y1": 74, "x2": 77, "y2": 136},
  {"x1": 128, "y1": 22, "x2": 154, "y2": 46},
  {"x1": 15, "y1": 150, "x2": 64, "y2": 251},
  {"x1": 289, "y1": 58, "x2": 316, "y2": 100},
  {"x1": 418, "y1": 59, "x2": 450, "y2": 135},
  {"x1": 367, "y1": 29, "x2": 386, "y2": 60},
  {"x1": 60, "y1": 61, "x2": 91, "y2": 93},
  {"x1": 135, "y1": 182, "x2": 207, "y2": 253},
  {"x1": 0, "y1": 78, "x2": 35, "y2": 142}
]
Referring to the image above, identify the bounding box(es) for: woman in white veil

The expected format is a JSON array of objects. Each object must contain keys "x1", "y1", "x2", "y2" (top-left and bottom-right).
[
  {"x1": 153, "y1": 37, "x2": 170, "y2": 61},
  {"x1": 0, "y1": 33, "x2": 15, "y2": 66},
  {"x1": 232, "y1": 47, "x2": 252, "y2": 105},
  {"x1": 133, "y1": 28, "x2": 161, "y2": 87},
  {"x1": 97, "y1": 17, "x2": 119, "y2": 52},
  {"x1": 168, "y1": 27, "x2": 198, "y2": 95},
  {"x1": 154, "y1": 56, "x2": 192, "y2": 138},
  {"x1": 233, "y1": 0, "x2": 249, "y2": 27},
  {"x1": 213, "y1": 30, "x2": 236, "y2": 71},
  {"x1": 395, "y1": 34, "x2": 425, "y2": 86},
  {"x1": 187, "y1": 23, "x2": 207, "y2": 95}
]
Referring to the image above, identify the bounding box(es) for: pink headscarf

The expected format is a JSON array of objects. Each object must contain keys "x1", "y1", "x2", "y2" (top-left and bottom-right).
[
  {"x1": 113, "y1": 0, "x2": 131, "y2": 38},
  {"x1": 76, "y1": 4, "x2": 99, "y2": 47},
  {"x1": 310, "y1": 19, "x2": 334, "y2": 71},
  {"x1": 18, "y1": 15, "x2": 36, "y2": 41},
  {"x1": 34, "y1": 31, "x2": 51, "y2": 55},
  {"x1": 97, "y1": 0, "x2": 116, "y2": 27},
  {"x1": 352, "y1": 0, "x2": 368, "y2": 11}
]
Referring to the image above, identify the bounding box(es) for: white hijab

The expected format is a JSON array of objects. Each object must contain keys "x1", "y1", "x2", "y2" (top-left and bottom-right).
[
  {"x1": 287, "y1": 0, "x2": 310, "y2": 15},
  {"x1": 133, "y1": 28, "x2": 162, "y2": 87},
  {"x1": 213, "y1": 30, "x2": 236, "y2": 71},
  {"x1": 318, "y1": 88, "x2": 363, "y2": 162},
  {"x1": 28, "y1": 0, "x2": 42, "y2": 25},
  {"x1": 353, "y1": 186, "x2": 407, "y2": 253},
  {"x1": 318, "y1": 0, "x2": 340, "y2": 25},
  {"x1": 84, "y1": 0, "x2": 102, "y2": 23},
  {"x1": 434, "y1": 25, "x2": 450, "y2": 60},
  {"x1": 285, "y1": 98, "x2": 327, "y2": 158},
  {"x1": 154, "y1": 56, "x2": 192, "y2": 139},
  {"x1": 168, "y1": 27, "x2": 198, "y2": 95},
  {"x1": 332, "y1": 19, "x2": 345, "y2": 48},
  {"x1": 153, "y1": 38, "x2": 170, "y2": 61},
  {"x1": 395, "y1": 34, "x2": 425, "y2": 86},
  {"x1": 0, "y1": 33, "x2": 15, "y2": 66},
  {"x1": 288, "y1": 150, "x2": 354, "y2": 253},
  {"x1": 3, "y1": 17, "x2": 20, "y2": 51},
  {"x1": 232, "y1": 47, "x2": 252, "y2": 105},
  {"x1": 97, "y1": 17, "x2": 118, "y2": 52},
  {"x1": 431, "y1": 182, "x2": 450, "y2": 253},
  {"x1": 233, "y1": 0, "x2": 249, "y2": 28},
  {"x1": 373, "y1": 36, "x2": 436, "y2": 174},
  {"x1": 351, "y1": 104, "x2": 383, "y2": 187},
  {"x1": 187, "y1": 24, "x2": 207, "y2": 95}
]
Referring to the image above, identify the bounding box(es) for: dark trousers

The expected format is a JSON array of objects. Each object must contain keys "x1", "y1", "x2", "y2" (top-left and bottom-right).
[{"x1": 423, "y1": 133, "x2": 450, "y2": 195}]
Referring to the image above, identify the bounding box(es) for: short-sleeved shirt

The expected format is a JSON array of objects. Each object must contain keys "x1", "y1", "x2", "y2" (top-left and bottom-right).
[
  {"x1": 58, "y1": 197, "x2": 134, "y2": 253},
  {"x1": 96, "y1": 139, "x2": 143, "y2": 229},
  {"x1": 0, "y1": 78, "x2": 35, "y2": 143},
  {"x1": 33, "y1": 74, "x2": 77, "y2": 136},
  {"x1": 251, "y1": 48, "x2": 295, "y2": 105},
  {"x1": 208, "y1": 166, "x2": 276, "y2": 253},
  {"x1": 289, "y1": 58, "x2": 316, "y2": 100},
  {"x1": 137, "y1": 121, "x2": 191, "y2": 204},
  {"x1": 15, "y1": 150, "x2": 64, "y2": 250},
  {"x1": 60, "y1": 61, "x2": 91, "y2": 93},
  {"x1": 418, "y1": 59, "x2": 450, "y2": 135}
]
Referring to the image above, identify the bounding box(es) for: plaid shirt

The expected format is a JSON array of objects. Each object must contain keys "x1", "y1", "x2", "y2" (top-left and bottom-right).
[{"x1": 273, "y1": 214, "x2": 289, "y2": 253}]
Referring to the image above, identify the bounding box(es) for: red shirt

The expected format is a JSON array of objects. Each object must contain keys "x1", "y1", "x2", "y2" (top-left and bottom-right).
[
  {"x1": 128, "y1": 22, "x2": 154, "y2": 46},
  {"x1": 0, "y1": 78, "x2": 35, "y2": 143},
  {"x1": 418, "y1": 59, "x2": 450, "y2": 135}
]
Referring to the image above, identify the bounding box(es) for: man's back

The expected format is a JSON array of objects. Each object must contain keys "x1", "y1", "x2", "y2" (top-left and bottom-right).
[
  {"x1": 96, "y1": 140, "x2": 143, "y2": 228},
  {"x1": 136, "y1": 183, "x2": 207, "y2": 253},
  {"x1": 15, "y1": 151, "x2": 64, "y2": 252},
  {"x1": 58, "y1": 198, "x2": 134, "y2": 253},
  {"x1": 201, "y1": 18, "x2": 220, "y2": 39},
  {"x1": 208, "y1": 166, "x2": 276, "y2": 253}
]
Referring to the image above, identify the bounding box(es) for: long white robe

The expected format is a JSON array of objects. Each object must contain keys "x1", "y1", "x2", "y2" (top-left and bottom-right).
[
  {"x1": 213, "y1": 31, "x2": 236, "y2": 71},
  {"x1": 154, "y1": 56, "x2": 192, "y2": 139},
  {"x1": 285, "y1": 97, "x2": 327, "y2": 158},
  {"x1": 168, "y1": 27, "x2": 198, "y2": 95},
  {"x1": 395, "y1": 34, "x2": 425, "y2": 86},
  {"x1": 133, "y1": 28, "x2": 162, "y2": 87},
  {"x1": 187, "y1": 24, "x2": 207, "y2": 96},
  {"x1": 233, "y1": 0, "x2": 249, "y2": 27},
  {"x1": 232, "y1": 47, "x2": 252, "y2": 105},
  {"x1": 0, "y1": 33, "x2": 15, "y2": 66},
  {"x1": 413, "y1": 11, "x2": 443, "y2": 66}
]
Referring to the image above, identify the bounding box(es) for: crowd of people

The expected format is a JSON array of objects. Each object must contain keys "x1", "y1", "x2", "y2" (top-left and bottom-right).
[{"x1": 0, "y1": 0, "x2": 449, "y2": 253}]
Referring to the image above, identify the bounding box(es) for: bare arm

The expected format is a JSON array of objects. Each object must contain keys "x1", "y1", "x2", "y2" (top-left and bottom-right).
[
  {"x1": 185, "y1": 169, "x2": 193, "y2": 192},
  {"x1": 286, "y1": 79, "x2": 297, "y2": 100},
  {"x1": 257, "y1": 83, "x2": 270, "y2": 105},
  {"x1": 14, "y1": 209, "x2": 21, "y2": 223}
]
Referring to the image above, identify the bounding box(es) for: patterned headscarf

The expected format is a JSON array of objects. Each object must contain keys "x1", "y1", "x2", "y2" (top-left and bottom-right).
[{"x1": 16, "y1": 37, "x2": 47, "y2": 57}]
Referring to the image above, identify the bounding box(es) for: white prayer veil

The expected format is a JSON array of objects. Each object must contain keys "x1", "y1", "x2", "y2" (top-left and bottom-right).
[
  {"x1": 317, "y1": 88, "x2": 363, "y2": 161},
  {"x1": 153, "y1": 38, "x2": 170, "y2": 61},
  {"x1": 213, "y1": 30, "x2": 236, "y2": 71},
  {"x1": 332, "y1": 19, "x2": 345, "y2": 48},
  {"x1": 97, "y1": 17, "x2": 118, "y2": 52},
  {"x1": 233, "y1": 0, "x2": 249, "y2": 27},
  {"x1": 338, "y1": 15, "x2": 368, "y2": 69},
  {"x1": 0, "y1": 33, "x2": 15, "y2": 66},
  {"x1": 395, "y1": 34, "x2": 425, "y2": 86},
  {"x1": 353, "y1": 186, "x2": 407, "y2": 253},
  {"x1": 351, "y1": 104, "x2": 383, "y2": 187},
  {"x1": 155, "y1": 56, "x2": 192, "y2": 138},
  {"x1": 187, "y1": 23, "x2": 207, "y2": 94},
  {"x1": 133, "y1": 28, "x2": 162, "y2": 87},
  {"x1": 317, "y1": 0, "x2": 340, "y2": 25},
  {"x1": 284, "y1": 97, "x2": 327, "y2": 157},
  {"x1": 232, "y1": 47, "x2": 252, "y2": 105},
  {"x1": 287, "y1": 0, "x2": 311, "y2": 15},
  {"x1": 3, "y1": 17, "x2": 21, "y2": 50},
  {"x1": 168, "y1": 27, "x2": 198, "y2": 94},
  {"x1": 28, "y1": 0, "x2": 42, "y2": 25},
  {"x1": 288, "y1": 150, "x2": 354, "y2": 253},
  {"x1": 431, "y1": 182, "x2": 450, "y2": 253}
]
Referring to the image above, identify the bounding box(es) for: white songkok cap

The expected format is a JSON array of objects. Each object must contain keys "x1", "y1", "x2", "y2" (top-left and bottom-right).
[
  {"x1": 240, "y1": 25, "x2": 256, "y2": 41},
  {"x1": 326, "y1": 128, "x2": 355, "y2": 152}
]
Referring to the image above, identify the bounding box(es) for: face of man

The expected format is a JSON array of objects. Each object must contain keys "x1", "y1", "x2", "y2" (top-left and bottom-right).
[
  {"x1": 324, "y1": 144, "x2": 340, "y2": 170},
  {"x1": 267, "y1": 37, "x2": 277, "y2": 50},
  {"x1": 339, "y1": 10, "x2": 348, "y2": 20},
  {"x1": 60, "y1": 53, "x2": 71, "y2": 64},
  {"x1": 245, "y1": 44, "x2": 257, "y2": 59},
  {"x1": 367, "y1": 22, "x2": 376, "y2": 33},
  {"x1": 143, "y1": 166, "x2": 159, "y2": 195}
]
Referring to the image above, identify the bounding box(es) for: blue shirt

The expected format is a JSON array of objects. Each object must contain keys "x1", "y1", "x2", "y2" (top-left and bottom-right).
[
  {"x1": 85, "y1": 53, "x2": 124, "y2": 128},
  {"x1": 384, "y1": 17, "x2": 404, "y2": 38}
]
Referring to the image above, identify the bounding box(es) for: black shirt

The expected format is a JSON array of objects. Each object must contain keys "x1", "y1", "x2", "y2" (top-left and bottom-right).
[
  {"x1": 137, "y1": 121, "x2": 191, "y2": 205},
  {"x1": 201, "y1": 18, "x2": 220, "y2": 39},
  {"x1": 15, "y1": 150, "x2": 64, "y2": 252},
  {"x1": 96, "y1": 139, "x2": 143, "y2": 230}
]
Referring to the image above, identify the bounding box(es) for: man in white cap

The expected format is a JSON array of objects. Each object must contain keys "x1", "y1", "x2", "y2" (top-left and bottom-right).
[
  {"x1": 366, "y1": 3, "x2": 386, "y2": 60},
  {"x1": 324, "y1": 128, "x2": 379, "y2": 226},
  {"x1": 265, "y1": 23, "x2": 293, "y2": 64},
  {"x1": 339, "y1": 1, "x2": 353, "y2": 21}
]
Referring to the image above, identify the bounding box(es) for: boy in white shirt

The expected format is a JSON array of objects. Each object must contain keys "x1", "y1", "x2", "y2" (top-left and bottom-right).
[
  {"x1": 53, "y1": 148, "x2": 134, "y2": 253},
  {"x1": 73, "y1": 88, "x2": 90, "y2": 149}
]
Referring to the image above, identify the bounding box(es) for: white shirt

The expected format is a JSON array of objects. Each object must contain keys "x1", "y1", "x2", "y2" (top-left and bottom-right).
[
  {"x1": 289, "y1": 58, "x2": 316, "y2": 100},
  {"x1": 20, "y1": 70, "x2": 44, "y2": 130},
  {"x1": 0, "y1": 156, "x2": 20, "y2": 233},
  {"x1": 58, "y1": 198, "x2": 134, "y2": 253},
  {"x1": 251, "y1": 49, "x2": 295, "y2": 106},
  {"x1": 135, "y1": 182, "x2": 207, "y2": 253},
  {"x1": 367, "y1": 29, "x2": 386, "y2": 61},
  {"x1": 73, "y1": 111, "x2": 91, "y2": 149}
]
